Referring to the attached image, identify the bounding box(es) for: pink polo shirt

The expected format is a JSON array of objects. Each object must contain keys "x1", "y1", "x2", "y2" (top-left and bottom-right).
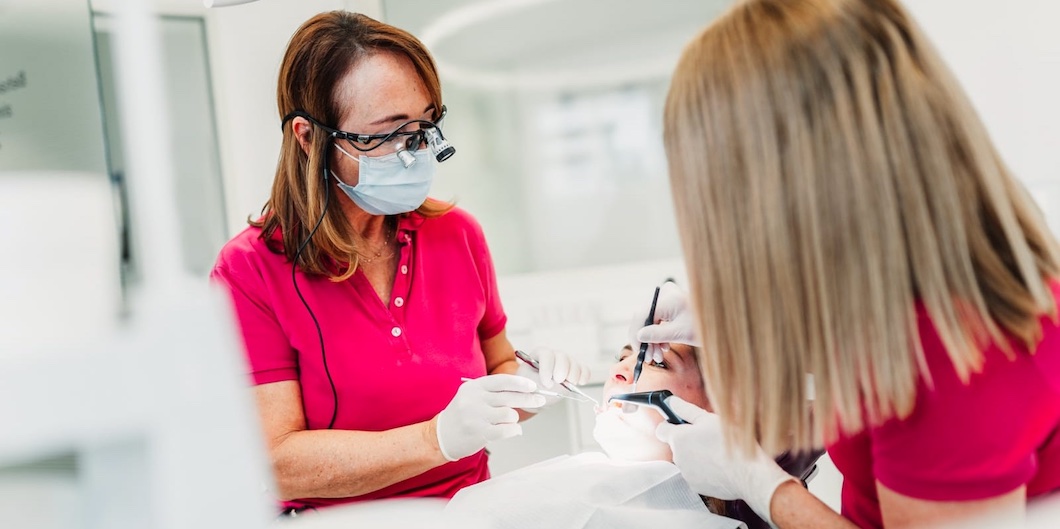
[
  {"x1": 211, "y1": 206, "x2": 506, "y2": 511},
  {"x1": 828, "y1": 280, "x2": 1060, "y2": 528}
]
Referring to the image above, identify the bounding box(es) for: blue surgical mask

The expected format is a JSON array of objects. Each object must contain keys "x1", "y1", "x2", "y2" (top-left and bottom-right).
[{"x1": 332, "y1": 143, "x2": 434, "y2": 215}]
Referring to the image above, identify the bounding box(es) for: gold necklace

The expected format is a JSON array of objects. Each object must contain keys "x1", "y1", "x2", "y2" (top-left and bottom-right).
[{"x1": 358, "y1": 220, "x2": 394, "y2": 265}]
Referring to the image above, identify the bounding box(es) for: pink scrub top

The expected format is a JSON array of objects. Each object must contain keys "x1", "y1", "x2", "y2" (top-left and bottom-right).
[
  {"x1": 828, "y1": 280, "x2": 1060, "y2": 528},
  {"x1": 210, "y1": 206, "x2": 507, "y2": 511}
]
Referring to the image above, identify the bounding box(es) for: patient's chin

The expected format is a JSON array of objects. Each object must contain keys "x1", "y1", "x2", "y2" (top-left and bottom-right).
[{"x1": 592, "y1": 409, "x2": 673, "y2": 462}]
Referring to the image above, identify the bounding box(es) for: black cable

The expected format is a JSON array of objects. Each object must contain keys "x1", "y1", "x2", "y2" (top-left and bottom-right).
[{"x1": 291, "y1": 147, "x2": 339, "y2": 430}]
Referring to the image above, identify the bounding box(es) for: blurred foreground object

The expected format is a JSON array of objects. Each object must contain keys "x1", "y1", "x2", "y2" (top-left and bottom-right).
[{"x1": 0, "y1": 174, "x2": 274, "y2": 529}]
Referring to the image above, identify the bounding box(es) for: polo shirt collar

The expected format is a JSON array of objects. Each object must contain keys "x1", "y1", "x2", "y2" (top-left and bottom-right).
[{"x1": 396, "y1": 211, "x2": 426, "y2": 233}]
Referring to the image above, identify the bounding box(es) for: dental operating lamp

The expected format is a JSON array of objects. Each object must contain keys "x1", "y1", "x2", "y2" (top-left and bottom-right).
[{"x1": 203, "y1": 0, "x2": 259, "y2": 7}]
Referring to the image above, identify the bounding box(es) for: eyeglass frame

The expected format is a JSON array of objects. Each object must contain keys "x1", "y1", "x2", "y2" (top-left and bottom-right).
[{"x1": 281, "y1": 105, "x2": 449, "y2": 155}]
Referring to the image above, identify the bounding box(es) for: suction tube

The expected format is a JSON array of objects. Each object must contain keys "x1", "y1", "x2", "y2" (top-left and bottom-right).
[{"x1": 608, "y1": 390, "x2": 689, "y2": 424}]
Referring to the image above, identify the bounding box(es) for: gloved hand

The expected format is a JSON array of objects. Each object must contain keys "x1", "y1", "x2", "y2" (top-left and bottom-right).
[
  {"x1": 656, "y1": 396, "x2": 796, "y2": 525},
  {"x1": 628, "y1": 282, "x2": 701, "y2": 363},
  {"x1": 435, "y1": 374, "x2": 546, "y2": 462},
  {"x1": 515, "y1": 348, "x2": 591, "y2": 389}
]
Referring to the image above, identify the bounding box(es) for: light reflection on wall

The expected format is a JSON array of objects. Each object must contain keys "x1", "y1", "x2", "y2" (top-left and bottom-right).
[{"x1": 516, "y1": 82, "x2": 680, "y2": 272}]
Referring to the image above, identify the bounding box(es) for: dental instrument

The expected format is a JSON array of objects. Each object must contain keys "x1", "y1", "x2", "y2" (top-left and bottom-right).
[
  {"x1": 608, "y1": 390, "x2": 689, "y2": 424},
  {"x1": 459, "y1": 377, "x2": 593, "y2": 403},
  {"x1": 631, "y1": 286, "x2": 661, "y2": 394},
  {"x1": 513, "y1": 350, "x2": 599, "y2": 406}
]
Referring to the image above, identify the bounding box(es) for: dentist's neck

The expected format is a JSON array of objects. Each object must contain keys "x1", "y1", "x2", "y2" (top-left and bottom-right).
[{"x1": 341, "y1": 199, "x2": 390, "y2": 243}]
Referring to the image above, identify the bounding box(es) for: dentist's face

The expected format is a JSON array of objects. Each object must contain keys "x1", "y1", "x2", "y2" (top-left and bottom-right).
[
  {"x1": 328, "y1": 51, "x2": 434, "y2": 189},
  {"x1": 593, "y1": 344, "x2": 710, "y2": 461}
]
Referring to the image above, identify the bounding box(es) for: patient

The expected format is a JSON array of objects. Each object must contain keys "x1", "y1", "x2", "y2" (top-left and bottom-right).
[
  {"x1": 444, "y1": 344, "x2": 820, "y2": 529},
  {"x1": 444, "y1": 343, "x2": 745, "y2": 529},
  {"x1": 593, "y1": 343, "x2": 712, "y2": 462},
  {"x1": 614, "y1": 343, "x2": 823, "y2": 523}
]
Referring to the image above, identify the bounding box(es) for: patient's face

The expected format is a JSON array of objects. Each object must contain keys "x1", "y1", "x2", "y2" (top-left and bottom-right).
[{"x1": 593, "y1": 344, "x2": 711, "y2": 462}]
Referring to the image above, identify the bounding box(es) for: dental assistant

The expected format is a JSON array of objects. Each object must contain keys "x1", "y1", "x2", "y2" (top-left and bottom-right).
[
  {"x1": 631, "y1": 1, "x2": 1060, "y2": 528},
  {"x1": 210, "y1": 11, "x2": 589, "y2": 513}
]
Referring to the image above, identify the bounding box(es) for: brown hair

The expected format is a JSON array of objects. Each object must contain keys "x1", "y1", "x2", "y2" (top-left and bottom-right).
[
  {"x1": 254, "y1": 11, "x2": 452, "y2": 281},
  {"x1": 665, "y1": 0, "x2": 1060, "y2": 455}
]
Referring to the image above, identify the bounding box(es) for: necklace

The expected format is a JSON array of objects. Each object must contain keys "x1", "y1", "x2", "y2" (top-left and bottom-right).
[{"x1": 358, "y1": 219, "x2": 395, "y2": 265}]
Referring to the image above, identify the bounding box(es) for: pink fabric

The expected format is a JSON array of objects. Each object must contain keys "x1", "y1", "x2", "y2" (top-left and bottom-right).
[
  {"x1": 211, "y1": 207, "x2": 506, "y2": 510},
  {"x1": 828, "y1": 280, "x2": 1060, "y2": 528}
]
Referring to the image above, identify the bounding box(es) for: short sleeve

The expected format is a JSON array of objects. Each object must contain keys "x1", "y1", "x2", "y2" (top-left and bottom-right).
[
  {"x1": 461, "y1": 212, "x2": 507, "y2": 341},
  {"x1": 211, "y1": 253, "x2": 299, "y2": 385},
  {"x1": 868, "y1": 320, "x2": 1039, "y2": 501}
]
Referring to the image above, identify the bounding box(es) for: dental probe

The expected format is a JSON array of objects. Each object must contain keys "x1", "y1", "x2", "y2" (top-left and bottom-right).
[
  {"x1": 513, "y1": 350, "x2": 599, "y2": 405},
  {"x1": 631, "y1": 286, "x2": 661, "y2": 394},
  {"x1": 458, "y1": 376, "x2": 593, "y2": 403}
]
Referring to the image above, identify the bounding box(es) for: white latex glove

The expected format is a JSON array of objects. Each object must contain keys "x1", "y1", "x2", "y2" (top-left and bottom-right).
[
  {"x1": 655, "y1": 396, "x2": 796, "y2": 525},
  {"x1": 515, "y1": 348, "x2": 591, "y2": 389},
  {"x1": 628, "y1": 282, "x2": 700, "y2": 364},
  {"x1": 436, "y1": 374, "x2": 546, "y2": 462}
]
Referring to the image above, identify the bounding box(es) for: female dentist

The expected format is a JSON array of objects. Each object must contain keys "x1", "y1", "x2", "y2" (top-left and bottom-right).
[
  {"x1": 631, "y1": 0, "x2": 1060, "y2": 528},
  {"x1": 211, "y1": 11, "x2": 589, "y2": 515}
]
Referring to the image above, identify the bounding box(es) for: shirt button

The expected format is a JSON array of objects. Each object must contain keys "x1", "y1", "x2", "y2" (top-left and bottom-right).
[
  {"x1": 394, "y1": 297, "x2": 404, "y2": 307},
  {"x1": 400, "y1": 265, "x2": 408, "y2": 275},
  {"x1": 391, "y1": 326, "x2": 402, "y2": 337}
]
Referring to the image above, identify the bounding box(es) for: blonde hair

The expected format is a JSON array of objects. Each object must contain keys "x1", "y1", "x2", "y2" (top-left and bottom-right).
[
  {"x1": 255, "y1": 11, "x2": 452, "y2": 281},
  {"x1": 664, "y1": 0, "x2": 1060, "y2": 455}
]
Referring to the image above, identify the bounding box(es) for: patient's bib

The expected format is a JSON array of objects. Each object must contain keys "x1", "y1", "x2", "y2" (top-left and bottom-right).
[{"x1": 444, "y1": 453, "x2": 746, "y2": 529}]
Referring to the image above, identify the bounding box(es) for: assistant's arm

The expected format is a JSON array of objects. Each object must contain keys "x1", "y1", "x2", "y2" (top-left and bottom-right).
[{"x1": 769, "y1": 481, "x2": 857, "y2": 528}]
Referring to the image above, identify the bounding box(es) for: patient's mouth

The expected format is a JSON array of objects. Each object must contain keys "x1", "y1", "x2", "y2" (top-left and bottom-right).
[
  {"x1": 599, "y1": 385, "x2": 636, "y2": 414},
  {"x1": 595, "y1": 399, "x2": 624, "y2": 415}
]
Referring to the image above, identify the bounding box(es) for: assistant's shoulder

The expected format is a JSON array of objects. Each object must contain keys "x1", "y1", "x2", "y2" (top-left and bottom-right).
[{"x1": 1031, "y1": 278, "x2": 1060, "y2": 392}]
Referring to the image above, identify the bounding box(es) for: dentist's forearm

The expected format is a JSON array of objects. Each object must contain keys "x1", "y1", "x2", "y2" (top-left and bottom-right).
[{"x1": 269, "y1": 419, "x2": 447, "y2": 500}]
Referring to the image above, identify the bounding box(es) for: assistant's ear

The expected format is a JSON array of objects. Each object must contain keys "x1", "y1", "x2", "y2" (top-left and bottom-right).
[{"x1": 291, "y1": 116, "x2": 314, "y2": 156}]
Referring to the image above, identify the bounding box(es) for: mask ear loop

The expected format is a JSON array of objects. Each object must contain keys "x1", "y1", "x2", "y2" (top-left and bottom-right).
[
  {"x1": 290, "y1": 134, "x2": 340, "y2": 429},
  {"x1": 333, "y1": 141, "x2": 362, "y2": 164}
]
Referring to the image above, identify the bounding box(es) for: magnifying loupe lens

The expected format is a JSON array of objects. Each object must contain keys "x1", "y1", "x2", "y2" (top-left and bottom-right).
[
  {"x1": 394, "y1": 143, "x2": 417, "y2": 168},
  {"x1": 425, "y1": 128, "x2": 455, "y2": 162}
]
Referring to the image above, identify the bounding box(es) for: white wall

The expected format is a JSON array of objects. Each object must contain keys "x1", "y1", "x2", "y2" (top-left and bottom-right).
[
  {"x1": 204, "y1": 0, "x2": 383, "y2": 236},
  {"x1": 905, "y1": 0, "x2": 1060, "y2": 232}
]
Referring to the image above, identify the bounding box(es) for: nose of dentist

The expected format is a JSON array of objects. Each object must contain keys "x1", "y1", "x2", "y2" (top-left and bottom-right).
[{"x1": 630, "y1": 283, "x2": 795, "y2": 525}]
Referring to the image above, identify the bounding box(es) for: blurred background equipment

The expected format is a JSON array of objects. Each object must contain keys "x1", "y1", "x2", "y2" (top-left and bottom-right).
[{"x1": 0, "y1": 0, "x2": 273, "y2": 528}]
